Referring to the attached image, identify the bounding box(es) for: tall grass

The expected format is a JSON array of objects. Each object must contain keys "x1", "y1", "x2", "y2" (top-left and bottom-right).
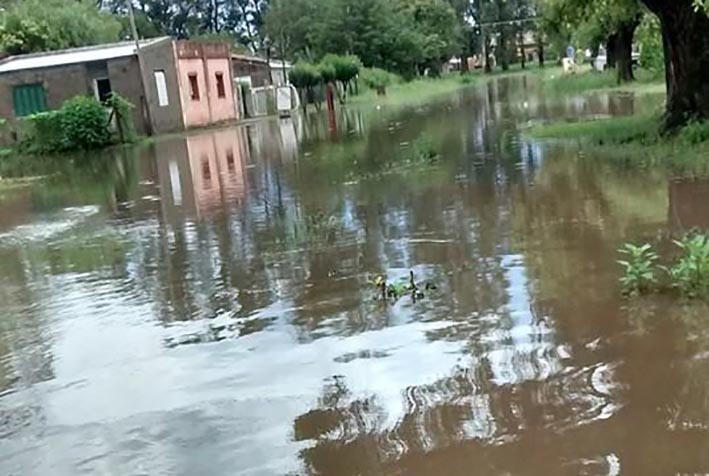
[
  {"x1": 542, "y1": 67, "x2": 665, "y2": 95},
  {"x1": 527, "y1": 114, "x2": 709, "y2": 176},
  {"x1": 351, "y1": 74, "x2": 479, "y2": 108}
]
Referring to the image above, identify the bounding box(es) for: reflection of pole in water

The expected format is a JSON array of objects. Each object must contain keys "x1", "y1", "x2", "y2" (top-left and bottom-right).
[{"x1": 326, "y1": 84, "x2": 338, "y2": 137}]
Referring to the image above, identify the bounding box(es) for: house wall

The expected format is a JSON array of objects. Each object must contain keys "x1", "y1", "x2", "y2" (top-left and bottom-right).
[
  {"x1": 177, "y1": 57, "x2": 212, "y2": 128},
  {"x1": 0, "y1": 56, "x2": 157, "y2": 136},
  {"x1": 0, "y1": 64, "x2": 87, "y2": 121},
  {"x1": 175, "y1": 42, "x2": 237, "y2": 129},
  {"x1": 232, "y1": 57, "x2": 270, "y2": 87},
  {"x1": 205, "y1": 58, "x2": 237, "y2": 123},
  {"x1": 140, "y1": 40, "x2": 185, "y2": 134},
  {"x1": 106, "y1": 56, "x2": 149, "y2": 135}
]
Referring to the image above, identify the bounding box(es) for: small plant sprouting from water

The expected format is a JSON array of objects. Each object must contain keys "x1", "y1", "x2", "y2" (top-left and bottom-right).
[
  {"x1": 401, "y1": 135, "x2": 440, "y2": 165},
  {"x1": 619, "y1": 232, "x2": 709, "y2": 299},
  {"x1": 667, "y1": 234, "x2": 709, "y2": 297},
  {"x1": 618, "y1": 243, "x2": 659, "y2": 296},
  {"x1": 370, "y1": 270, "x2": 438, "y2": 303}
]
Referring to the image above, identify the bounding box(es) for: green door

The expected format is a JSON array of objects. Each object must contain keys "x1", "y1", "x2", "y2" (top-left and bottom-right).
[{"x1": 12, "y1": 83, "x2": 47, "y2": 117}]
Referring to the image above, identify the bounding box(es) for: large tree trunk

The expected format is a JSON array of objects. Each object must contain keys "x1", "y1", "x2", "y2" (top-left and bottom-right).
[
  {"x1": 500, "y1": 31, "x2": 509, "y2": 71},
  {"x1": 605, "y1": 34, "x2": 618, "y2": 70},
  {"x1": 641, "y1": 0, "x2": 709, "y2": 130},
  {"x1": 615, "y1": 18, "x2": 639, "y2": 83},
  {"x1": 483, "y1": 35, "x2": 492, "y2": 73},
  {"x1": 538, "y1": 42, "x2": 545, "y2": 68}
]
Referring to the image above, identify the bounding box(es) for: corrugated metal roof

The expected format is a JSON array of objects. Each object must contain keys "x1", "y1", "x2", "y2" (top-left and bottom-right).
[
  {"x1": 231, "y1": 53, "x2": 268, "y2": 64},
  {"x1": 0, "y1": 37, "x2": 170, "y2": 74}
]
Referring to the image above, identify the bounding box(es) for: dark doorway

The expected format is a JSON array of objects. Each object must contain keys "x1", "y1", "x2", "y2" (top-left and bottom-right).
[{"x1": 95, "y1": 78, "x2": 112, "y2": 103}]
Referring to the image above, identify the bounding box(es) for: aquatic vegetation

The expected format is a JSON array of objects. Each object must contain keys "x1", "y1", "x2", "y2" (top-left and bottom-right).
[
  {"x1": 618, "y1": 243, "x2": 659, "y2": 296},
  {"x1": 371, "y1": 270, "x2": 438, "y2": 303},
  {"x1": 667, "y1": 234, "x2": 709, "y2": 297},
  {"x1": 528, "y1": 113, "x2": 709, "y2": 176},
  {"x1": 399, "y1": 135, "x2": 440, "y2": 165},
  {"x1": 619, "y1": 233, "x2": 709, "y2": 298}
]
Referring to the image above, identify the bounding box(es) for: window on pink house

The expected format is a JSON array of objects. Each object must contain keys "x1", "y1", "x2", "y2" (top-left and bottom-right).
[
  {"x1": 188, "y1": 73, "x2": 200, "y2": 101},
  {"x1": 215, "y1": 72, "x2": 226, "y2": 98}
]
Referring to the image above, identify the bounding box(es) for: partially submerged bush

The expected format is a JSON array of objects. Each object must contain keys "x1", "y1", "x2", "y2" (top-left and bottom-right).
[
  {"x1": 21, "y1": 93, "x2": 135, "y2": 154},
  {"x1": 60, "y1": 96, "x2": 111, "y2": 150},
  {"x1": 618, "y1": 243, "x2": 659, "y2": 296},
  {"x1": 668, "y1": 234, "x2": 709, "y2": 297},
  {"x1": 361, "y1": 67, "x2": 400, "y2": 95},
  {"x1": 619, "y1": 232, "x2": 709, "y2": 299},
  {"x1": 679, "y1": 119, "x2": 709, "y2": 145}
]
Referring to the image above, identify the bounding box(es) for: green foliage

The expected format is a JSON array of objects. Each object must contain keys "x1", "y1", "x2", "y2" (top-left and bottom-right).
[
  {"x1": 618, "y1": 243, "x2": 659, "y2": 295},
  {"x1": 60, "y1": 96, "x2": 111, "y2": 150},
  {"x1": 667, "y1": 234, "x2": 709, "y2": 297},
  {"x1": 637, "y1": 15, "x2": 663, "y2": 72},
  {"x1": 289, "y1": 62, "x2": 323, "y2": 89},
  {"x1": 678, "y1": 119, "x2": 709, "y2": 145},
  {"x1": 0, "y1": 0, "x2": 121, "y2": 55},
  {"x1": 399, "y1": 135, "x2": 440, "y2": 165},
  {"x1": 265, "y1": 0, "x2": 462, "y2": 77},
  {"x1": 105, "y1": 93, "x2": 137, "y2": 143},
  {"x1": 321, "y1": 54, "x2": 362, "y2": 84},
  {"x1": 528, "y1": 113, "x2": 661, "y2": 145},
  {"x1": 360, "y1": 67, "x2": 399, "y2": 94},
  {"x1": 317, "y1": 62, "x2": 336, "y2": 84},
  {"x1": 23, "y1": 96, "x2": 111, "y2": 153},
  {"x1": 618, "y1": 234, "x2": 709, "y2": 299},
  {"x1": 25, "y1": 111, "x2": 65, "y2": 153}
]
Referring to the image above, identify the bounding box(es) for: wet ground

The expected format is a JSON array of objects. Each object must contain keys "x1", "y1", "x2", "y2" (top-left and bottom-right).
[{"x1": 2, "y1": 76, "x2": 709, "y2": 475}]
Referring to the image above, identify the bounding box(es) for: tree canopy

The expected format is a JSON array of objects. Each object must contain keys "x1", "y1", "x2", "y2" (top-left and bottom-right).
[
  {"x1": 0, "y1": 0, "x2": 121, "y2": 55},
  {"x1": 264, "y1": 0, "x2": 463, "y2": 77}
]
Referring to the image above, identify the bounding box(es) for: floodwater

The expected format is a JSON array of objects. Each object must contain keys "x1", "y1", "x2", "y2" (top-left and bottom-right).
[{"x1": 1, "y1": 76, "x2": 709, "y2": 476}]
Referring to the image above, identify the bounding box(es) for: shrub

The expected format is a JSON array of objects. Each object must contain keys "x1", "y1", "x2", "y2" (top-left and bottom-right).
[
  {"x1": 361, "y1": 67, "x2": 399, "y2": 95},
  {"x1": 679, "y1": 119, "x2": 709, "y2": 145},
  {"x1": 321, "y1": 54, "x2": 362, "y2": 101},
  {"x1": 317, "y1": 62, "x2": 336, "y2": 84},
  {"x1": 25, "y1": 111, "x2": 65, "y2": 153},
  {"x1": 105, "y1": 93, "x2": 136, "y2": 143},
  {"x1": 22, "y1": 95, "x2": 112, "y2": 153},
  {"x1": 618, "y1": 243, "x2": 659, "y2": 296},
  {"x1": 668, "y1": 234, "x2": 709, "y2": 297},
  {"x1": 60, "y1": 96, "x2": 111, "y2": 150},
  {"x1": 289, "y1": 62, "x2": 322, "y2": 89}
]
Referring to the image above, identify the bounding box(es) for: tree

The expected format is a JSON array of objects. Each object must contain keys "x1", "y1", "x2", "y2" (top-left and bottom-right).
[
  {"x1": 638, "y1": 0, "x2": 709, "y2": 130},
  {"x1": 321, "y1": 54, "x2": 362, "y2": 103},
  {"x1": 538, "y1": 0, "x2": 643, "y2": 83},
  {"x1": 0, "y1": 0, "x2": 121, "y2": 55},
  {"x1": 289, "y1": 62, "x2": 322, "y2": 110},
  {"x1": 398, "y1": 0, "x2": 463, "y2": 75}
]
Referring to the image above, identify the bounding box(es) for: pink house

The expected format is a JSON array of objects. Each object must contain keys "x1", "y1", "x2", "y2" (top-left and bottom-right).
[{"x1": 174, "y1": 41, "x2": 238, "y2": 127}]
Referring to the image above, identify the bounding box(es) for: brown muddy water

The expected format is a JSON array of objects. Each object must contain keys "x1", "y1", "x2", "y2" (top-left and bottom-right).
[{"x1": 2, "y1": 77, "x2": 709, "y2": 476}]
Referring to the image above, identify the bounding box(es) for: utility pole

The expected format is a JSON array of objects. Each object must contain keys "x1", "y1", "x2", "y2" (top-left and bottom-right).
[{"x1": 126, "y1": 0, "x2": 155, "y2": 135}]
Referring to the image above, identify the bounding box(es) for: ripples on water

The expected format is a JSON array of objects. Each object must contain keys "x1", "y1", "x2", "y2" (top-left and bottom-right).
[{"x1": 1, "y1": 77, "x2": 709, "y2": 475}]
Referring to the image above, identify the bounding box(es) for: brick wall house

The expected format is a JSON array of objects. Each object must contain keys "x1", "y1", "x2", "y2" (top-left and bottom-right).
[{"x1": 0, "y1": 38, "x2": 238, "y2": 140}]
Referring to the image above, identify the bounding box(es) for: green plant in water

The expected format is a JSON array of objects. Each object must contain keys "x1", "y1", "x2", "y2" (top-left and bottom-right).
[
  {"x1": 667, "y1": 233, "x2": 709, "y2": 297},
  {"x1": 105, "y1": 93, "x2": 136, "y2": 143},
  {"x1": 618, "y1": 243, "x2": 659, "y2": 296},
  {"x1": 400, "y1": 135, "x2": 440, "y2": 165}
]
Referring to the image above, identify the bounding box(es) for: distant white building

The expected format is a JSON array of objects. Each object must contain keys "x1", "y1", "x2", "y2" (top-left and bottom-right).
[{"x1": 269, "y1": 60, "x2": 292, "y2": 86}]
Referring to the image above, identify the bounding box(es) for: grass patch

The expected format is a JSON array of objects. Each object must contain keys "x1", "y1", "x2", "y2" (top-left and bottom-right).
[
  {"x1": 350, "y1": 74, "x2": 480, "y2": 108},
  {"x1": 528, "y1": 114, "x2": 660, "y2": 144},
  {"x1": 527, "y1": 114, "x2": 709, "y2": 175},
  {"x1": 542, "y1": 67, "x2": 664, "y2": 95}
]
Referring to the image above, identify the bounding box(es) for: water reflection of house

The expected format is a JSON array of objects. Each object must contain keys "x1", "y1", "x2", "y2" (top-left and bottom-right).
[
  {"x1": 156, "y1": 128, "x2": 249, "y2": 222},
  {"x1": 669, "y1": 179, "x2": 709, "y2": 230}
]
